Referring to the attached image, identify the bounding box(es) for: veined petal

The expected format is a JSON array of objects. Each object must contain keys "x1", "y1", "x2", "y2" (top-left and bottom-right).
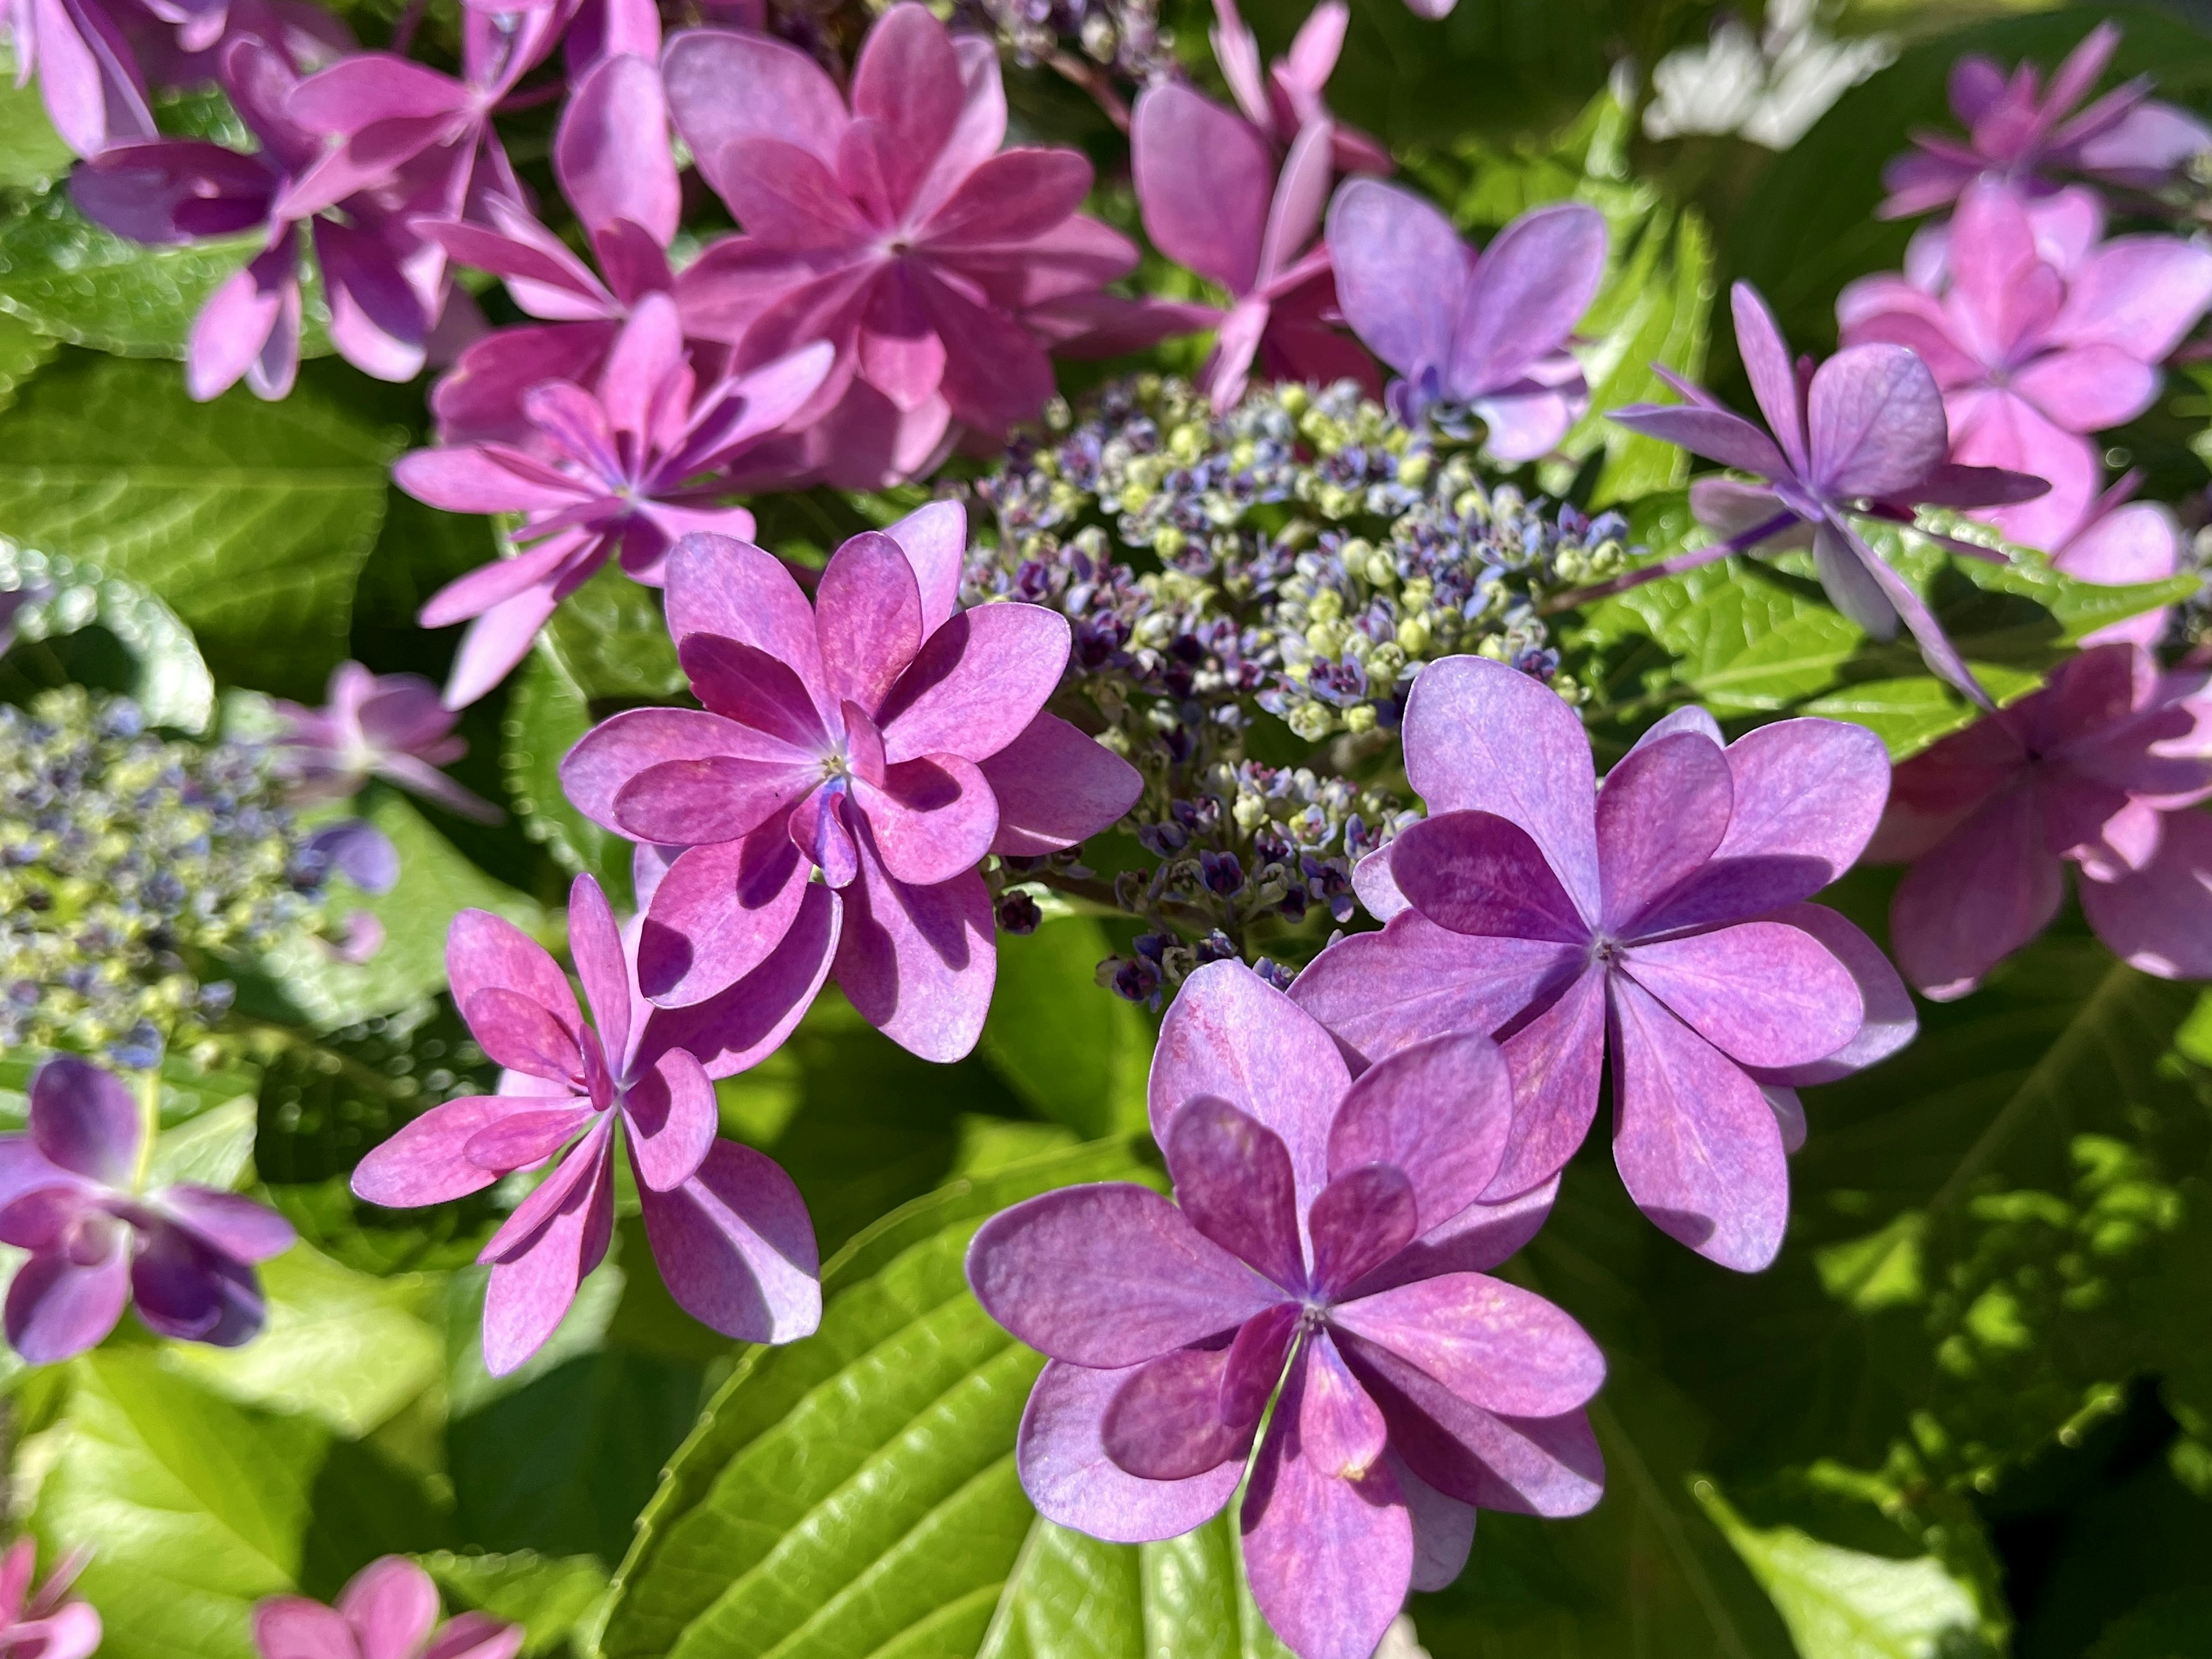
[
  {"x1": 562, "y1": 707, "x2": 810, "y2": 833},
  {"x1": 353, "y1": 1094, "x2": 582, "y2": 1207},
  {"x1": 639, "y1": 1140, "x2": 820, "y2": 1343},
  {"x1": 637, "y1": 821, "x2": 813, "y2": 1006},
  {"x1": 1620, "y1": 921, "x2": 1863, "y2": 1070},
  {"x1": 1164, "y1": 1095, "x2": 1306, "y2": 1293},
  {"x1": 1016, "y1": 1360, "x2": 1242, "y2": 1543},
  {"x1": 1327, "y1": 1032, "x2": 1513, "y2": 1236},
  {"x1": 664, "y1": 533, "x2": 832, "y2": 719},
  {"x1": 978, "y1": 713, "x2": 1143, "y2": 855},
  {"x1": 878, "y1": 604, "x2": 1071, "y2": 764},
  {"x1": 833, "y1": 832, "x2": 995, "y2": 1061},
  {"x1": 1594, "y1": 731, "x2": 1733, "y2": 933},
  {"x1": 449, "y1": 910, "x2": 582, "y2": 1040},
  {"x1": 1331, "y1": 1272, "x2": 1604, "y2": 1418},
  {"x1": 1387, "y1": 810, "x2": 1590, "y2": 945}
]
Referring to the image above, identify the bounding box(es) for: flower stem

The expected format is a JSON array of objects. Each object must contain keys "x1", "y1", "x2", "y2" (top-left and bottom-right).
[{"x1": 131, "y1": 1065, "x2": 160, "y2": 1194}]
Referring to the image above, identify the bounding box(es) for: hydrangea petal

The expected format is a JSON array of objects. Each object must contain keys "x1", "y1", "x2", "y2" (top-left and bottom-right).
[
  {"x1": 1327, "y1": 1031, "x2": 1512, "y2": 1236},
  {"x1": 639, "y1": 1140, "x2": 820, "y2": 1343},
  {"x1": 1331, "y1": 1272, "x2": 1605, "y2": 1419},
  {"x1": 1163, "y1": 1095, "x2": 1306, "y2": 1293},
  {"x1": 1620, "y1": 921, "x2": 1863, "y2": 1070},
  {"x1": 1016, "y1": 1359, "x2": 1243, "y2": 1543}
]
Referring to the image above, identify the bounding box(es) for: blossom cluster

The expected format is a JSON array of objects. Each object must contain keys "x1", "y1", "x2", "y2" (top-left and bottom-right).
[{"x1": 0, "y1": 689, "x2": 380, "y2": 1068}]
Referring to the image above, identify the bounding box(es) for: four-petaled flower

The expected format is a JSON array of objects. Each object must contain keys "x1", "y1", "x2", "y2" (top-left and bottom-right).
[
  {"x1": 271, "y1": 660, "x2": 501, "y2": 823},
  {"x1": 1872, "y1": 642, "x2": 2212, "y2": 999},
  {"x1": 351, "y1": 872, "x2": 824, "y2": 1374},
  {"x1": 1293, "y1": 656, "x2": 1915, "y2": 1271},
  {"x1": 560, "y1": 504, "x2": 1142, "y2": 1062},
  {"x1": 0, "y1": 1054, "x2": 297, "y2": 1362},
  {"x1": 396, "y1": 294, "x2": 833, "y2": 707},
  {"x1": 967, "y1": 960, "x2": 1605, "y2": 1659},
  {"x1": 1839, "y1": 178, "x2": 2212, "y2": 547},
  {"x1": 0, "y1": 1539, "x2": 99, "y2": 1659},
  {"x1": 253, "y1": 1555, "x2": 521, "y2": 1659},
  {"x1": 1607, "y1": 281, "x2": 2048, "y2": 706},
  {"x1": 1325, "y1": 178, "x2": 1608, "y2": 460},
  {"x1": 1881, "y1": 22, "x2": 2212, "y2": 218}
]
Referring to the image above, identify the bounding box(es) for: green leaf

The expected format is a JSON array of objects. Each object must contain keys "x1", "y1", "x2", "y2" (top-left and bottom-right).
[
  {"x1": 978, "y1": 918, "x2": 1152, "y2": 1139},
  {"x1": 421, "y1": 1550, "x2": 612, "y2": 1658},
  {"x1": 146, "y1": 1094, "x2": 259, "y2": 1189},
  {"x1": 2087, "y1": 1589, "x2": 2212, "y2": 1659},
  {"x1": 0, "y1": 53, "x2": 74, "y2": 192},
  {"x1": 503, "y1": 645, "x2": 630, "y2": 899},
  {"x1": 1694, "y1": 1482, "x2": 1987, "y2": 1658},
  {"x1": 0, "y1": 189, "x2": 261, "y2": 358},
  {"x1": 537, "y1": 552, "x2": 685, "y2": 703},
  {"x1": 259, "y1": 790, "x2": 544, "y2": 1028},
  {"x1": 0, "y1": 308, "x2": 57, "y2": 407},
  {"x1": 0, "y1": 540, "x2": 216, "y2": 730},
  {"x1": 0, "y1": 352, "x2": 401, "y2": 697},
  {"x1": 599, "y1": 1138, "x2": 1161, "y2": 1659},
  {"x1": 159, "y1": 1244, "x2": 445, "y2": 1437}
]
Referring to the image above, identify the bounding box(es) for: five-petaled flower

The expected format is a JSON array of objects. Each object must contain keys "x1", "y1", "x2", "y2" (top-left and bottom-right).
[
  {"x1": 1325, "y1": 178, "x2": 1608, "y2": 460},
  {"x1": 351, "y1": 872, "x2": 823, "y2": 1374},
  {"x1": 1872, "y1": 642, "x2": 2212, "y2": 999},
  {"x1": 271, "y1": 661, "x2": 501, "y2": 823},
  {"x1": 1607, "y1": 281, "x2": 2048, "y2": 706},
  {"x1": 253, "y1": 1554, "x2": 521, "y2": 1659},
  {"x1": 1292, "y1": 656, "x2": 1915, "y2": 1271},
  {"x1": 560, "y1": 503, "x2": 1143, "y2": 1062},
  {"x1": 0, "y1": 1054, "x2": 297, "y2": 1363},
  {"x1": 967, "y1": 960, "x2": 1605, "y2": 1659}
]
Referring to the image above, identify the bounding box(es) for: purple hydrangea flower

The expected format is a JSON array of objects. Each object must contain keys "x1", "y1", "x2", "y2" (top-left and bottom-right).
[
  {"x1": 1872, "y1": 642, "x2": 2212, "y2": 999},
  {"x1": 1324, "y1": 179, "x2": 1608, "y2": 460},
  {"x1": 1606, "y1": 281, "x2": 2049, "y2": 707},
  {"x1": 559, "y1": 503, "x2": 1144, "y2": 1062},
  {"x1": 396, "y1": 294, "x2": 833, "y2": 708},
  {"x1": 1881, "y1": 23, "x2": 2212, "y2": 218},
  {"x1": 0, "y1": 1540, "x2": 99, "y2": 1659},
  {"x1": 660, "y1": 3, "x2": 1150, "y2": 487},
  {"x1": 271, "y1": 661, "x2": 502, "y2": 823},
  {"x1": 253, "y1": 1555, "x2": 521, "y2": 1659},
  {"x1": 1839, "y1": 179, "x2": 2212, "y2": 548},
  {"x1": 1293, "y1": 656, "x2": 1916, "y2": 1271},
  {"x1": 0, "y1": 1054, "x2": 297, "y2": 1362},
  {"x1": 425, "y1": 51, "x2": 681, "y2": 447},
  {"x1": 1131, "y1": 90, "x2": 1374, "y2": 414},
  {"x1": 6, "y1": 0, "x2": 156, "y2": 156},
  {"x1": 351, "y1": 871, "x2": 823, "y2": 1374},
  {"x1": 1209, "y1": 0, "x2": 1390, "y2": 175},
  {"x1": 967, "y1": 960, "x2": 1604, "y2": 1659}
]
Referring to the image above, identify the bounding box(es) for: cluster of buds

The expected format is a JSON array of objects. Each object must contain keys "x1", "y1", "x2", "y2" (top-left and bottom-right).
[
  {"x1": 951, "y1": 0, "x2": 1175, "y2": 79},
  {"x1": 0, "y1": 690, "x2": 372, "y2": 1067},
  {"x1": 960, "y1": 376, "x2": 1632, "y2": 998}
]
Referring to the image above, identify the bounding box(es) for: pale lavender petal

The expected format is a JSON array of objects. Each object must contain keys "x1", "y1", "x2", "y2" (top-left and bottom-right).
[
  {"x1": 620, "y1": 1047, "x2": 717, "y2": 1192},
  {"x1": 965, "y1": 1183, "x2": 1282, "y2": 1368},
  {"x1": 1327, "y1": 1031, "x2": 1512, "y2": 1236},
  {"x1": 1889, "y1": 786, "x2": 2064, "y2": 1000},
  {"x1": 832, "y1": 836, "x2": 995, "y2": 1062},
  {"x1": 1594, "y1": 732, "x2": 1733, "y2": 932},
  {"x1": 637, "y1": 823, "x2": 813, "y2": 1005},
  {"x1": 1331, "y1": 1272, "x2": 1604, "y2": 1418},
  {"x1": 1750, "y1": 903, "x2": 1918, "y2": 1086},
  {"x1": 338, "y1": 1558, "x2": 438, "y2": 1659},
  {"x1": 1609, "y1": 977, "x2": 1789, "y2": 1272},
  {"x1": 5, "y1": 1233, "x2": 130, "y2": 1365},
  {"x1": 878, "y1": 604, "x2": 1070, "y2": 764},
  {"x1": 1806, "y1": 344, "x2": 1948, "y2": 501},
  {"x1": 1386, "y1": 810, "x2": 1590, "y2": 945},
  {"x1": 1162, "y1": 1094, "x2": 1305, "y2": 1292},
  {"x1": 1488, "y1": 964, "x2": 1609, "y2": 1201},
  {"x1": 1714, "y1": 717, "x2": 1891, "y2": 877},
  {"x1": 1620, "y1": 921, "x2": 1863, "y2": 1070},
  {"x1": 158, "y1": 1187, "x2": 296, "y2": 1264},
  {"x1": 1605, "y1": 404, "x2": 1790, "y2": 479},
  {"x1": 1240, "y1": 1336, "x2": 1409, "y2": 1659},
  {"x1": 1449, "y1": 202, "x2": 1606, "y2": 400},
  {"x1": 2078, "y1": 808, "x2": 2212, "y2": 979},
  {"x1": 1400, "y1": 656, "x2": 1601, "y2": 921},
  {"x1": 976, "y1": 713, "x2": 1142, "y2": 855},
  {"x1": 1016, "y1": 1359, "x2": 1242, "y2": 1543},
  {"x1": 639, "y1": 1139, "x2": 820, "y2": 1343},
  {"x1": 1324, "y1": 177, "x2": 1460, "y2": 381},
  {"x1": 1731, "y1": 282, "x2": 1809, "y2": 476},
  {"x1": 1149, "y1": 960, "x2": 1349, "y2": 1222},
  {"x1": 28, "y1": 1054, "x2": 140, "y2": 1186}
]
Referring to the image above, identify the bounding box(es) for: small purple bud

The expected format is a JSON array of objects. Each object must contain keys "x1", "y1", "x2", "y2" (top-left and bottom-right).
[
  {"x1": 996, "y1": 892, "x2": 1043, "y2": 935},
  {"x1": 1200, "y1": 850, "x2": 1244, "y2": 896}
]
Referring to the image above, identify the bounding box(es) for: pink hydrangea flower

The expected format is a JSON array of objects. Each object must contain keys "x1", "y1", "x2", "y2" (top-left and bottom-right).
[
  {"x1": 353, "y1": 872, "x2": 823, "y2": 1374},
  {"x1": 967, "y1": 960, "x2": 1604, "y2": 1659},
  {"x1": 425, "y1": 51, "x2": 681, "y2": 446},
  {"x1": 1607, "y1": 281, "x2": 2048, "y2": 706},
  {"x1": 253, "y1": 1555, "x2": 520, "y2": 1659},
  {"x1": 271, "y1": 661, "x2": 501, "y2": 823},
  {"x1": 7, "y1": 0, "x2": 156, "y2": 156},
  {"x1": 1839, "y1": 179, "x2": 2212, "y2": 548},
  {"x1": 1209, "y1": 0, "x2": 1390, "y2": 175},
  {"x1": 395, "y1": 294, "x2": 832, "y2": 708},
  {"x1": 659, "y1": 4, "x2": 1147, "y2": 487},
  {"x1": 1132, "y1": 89, "x2": 1373, "y2": 414},
  {"x1": 0, "y1": 1540, "x2": 98, "y2": 1659},
  {"x1": 1881, "y1": 22, "x2": 2212, "y2": 218},
  {"x1": 559, "y1": 503, "x2": 1143, "y2": 1062},
  {"x1": 1325, "y1": 179, "x2": 1607, "y2": 460},
  {"x1": 1872, "y1": 642, "x2": 2212, "y2": 999},
  {"x1": 0, "y1": 1055, "x2": 297, "y2": 1363},
  {"x1": 71, "y1": 36, "x2": 450, "y2": 399},
  {"x1": 2052, "y1": 469, "x2": 2183, "y2": 647},
  {"x1": 1293, "y1": 656, "x2": 1915, "y2": 1271}
]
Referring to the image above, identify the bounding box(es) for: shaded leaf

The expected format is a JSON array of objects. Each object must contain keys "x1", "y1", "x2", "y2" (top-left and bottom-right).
[{"x1": 979, "y1": 917, "x2": 1152, "y2": 1141}]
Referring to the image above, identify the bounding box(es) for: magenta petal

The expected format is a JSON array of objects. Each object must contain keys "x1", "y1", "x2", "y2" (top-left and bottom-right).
[
  {"x1": 463, "y1": 987, "x2": 588, "y2": 1082},
  {"x1": 338, "y1": 1557, "x2": 439, "y2": 1659},
  {"x1": 5, "y1": 1230, "x2": 130, "y2": 1365},
  {"x1": 1240, "y1": 1336, "x2": 1410, "y2": 1659},
  {"x1": 28, "y1": 1054, "x2": 140, "y2": 1186},
  {"x1": 1751, "y1": 903, "x2": 1918, "y2": 1086},
  {"x1": 1222, "y1": 1300, "x2": 1301, "y2": 1427},
  {"x1": 461, "y1": 1104, "x2": 596, "y2": 1172},
  {"x1": 637, "y1": 823, "x2": 812, "y2": 1006},
  {"x1": 1488, "y1": 964, "x2": 1609, "y2": 1200},
  {"x1": 1620, "y1": 921, "x2": 1863, "y2": 1070},
  {"x1": 1327, "y1": 1031, "x2": 1513, "y2": 1235},
  {"x1": 448, "y1": 909, "x2": 583, "y2": 1041},
  {"x1": 850, "y1": 754, "x2": 999, "y2": 888},
  {"x1": 1016, "y1": 1359, "x2": 1243, "y2": 1543},
  {"x1": 1308, "y1": 1165, "x2": 1418, "y2": 1296},
  {"x1": 562, "y1": 707, "x2": 799, "y2": 832},
  {"x1": 663, "y1": 533, "x2": 832, "y2": 718},
  {"x1": 1150, "y1": 960, "x2": 1350, "y2": 1221},
  {"x1": 2079, "y1": 808, "x2": 2212, "y2": 979},
  {"x1": 1331, "y1": 1271, "x2": 1604, "y2": 1418},
  {"x1": 1163, "y1": 1094, "x2": 1306, "y2": 1292},
  {"x1": 565, "y1": 873, "x2": 632, "y2": 1063},
  {"x1": 1340, "y1": 1333, "x2": 1605, "y2": 1517},
  {"x1": 832, "y1": 839, "x2": 995, "y2": 1062},
  {"x1": 642, "y1": 882, "x2": 840, "y2": 1080},
  {"x1": 621, "y1": 1047, "x2": 718, "y2": 1192},
  {"x1": 1290, "y1": 914, "x2": 1580, "y2": 1070},
  {"x1": 978, "y1": 713, "x2": 1142, "y2": 855},
  {"x1": 1131, "y1": 82, "x2": 1271, "y2": 296},
  {"x1": 1400, "y1": 656, "x2": 1601, "y2": 921},
  {"x1": 639, "y1": 1139, "x2": 820, "y2": 1343},
  {"x1": 1100, "y1": 1346, "x2": 1251, "y2": 1480},
  {"x1": 882, "y1": 499, "x2": 967, "y2": 635},
  {"x1": 878, "y1": 604, "x2": 1071, "y2": 764},
  {"x1": 353, "y1": 1095, "x2": 570, "y2": 1207},
  {"x1": 613, "y1": 753, "x2": 818, "y2": 846},
  {"x1": 1594, "y1": 732, "x2": 1733, "y2": 931},
  {"x1": 256, "y1": 1600, "x2": 357, "y2": 1659},
  {"x1": 1889, "y1": 786, "x2": 2065, "y2": 1001},
  {"x1": 1609, "y1": 976, "x2": 1789, "y2": 1272},
  {"x1": 814, "y1": 531, "x2": 925, "y2": 715},
  {"x1": 480, "y1": 1119, "x2": 617, "y2": 1376},
  {"x1": 558, "y1": 54, "x2": 680, "y2": 245},
  {"x1": 1388, "y1": 810, "x2": 1589, "y2": 944}
]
